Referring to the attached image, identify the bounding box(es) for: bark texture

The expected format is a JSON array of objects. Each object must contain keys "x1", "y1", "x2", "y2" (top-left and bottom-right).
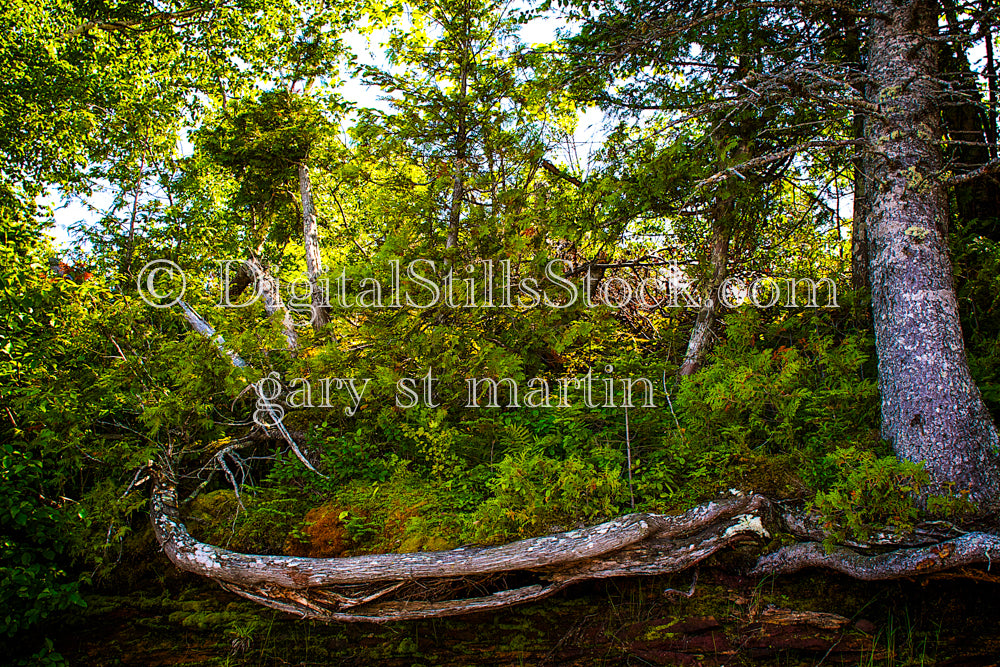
[
  {"x1": 246, "y1": 256, "x2": 298, "y2": 351},
  {"x1": 753, "y1": 533, "x2": 1000, "y2": 579},
  {"x1": 299, "y1": 162, "x2": 331, "y2": 330},
  {"x1": 152, "y1": 469, "x2": 773, "y2": 621},
  {"x1": 847, "y1": 15, "x2": 871, "y2": 292},
  {"x1": 679, "y1": 211, "x2": 730, "y2": 376},
  {"x1": 864, "y1": 0, "x2": 1000, "y2": 506},
  {"x1": 152, "y1": 469, "x2": 1000, "y2": 622},
  {"x1": 851, "y1": 110, "x2": 871, "y2": 291}
]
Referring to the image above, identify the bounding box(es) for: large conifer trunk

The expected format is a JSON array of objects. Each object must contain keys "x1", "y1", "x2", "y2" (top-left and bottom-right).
[{"x1": 865, "y1": 0, "x2": 1000, "y2": 506}]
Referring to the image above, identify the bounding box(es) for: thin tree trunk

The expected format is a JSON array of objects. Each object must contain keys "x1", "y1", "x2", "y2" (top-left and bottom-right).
[
  {"x1": 247, "y1": 256, "x2": 298, "y2": 351},
  {"x1": 176, "y1": 300, "x2": 317, "y2": 472},
  {"x1": 851, "y1": 115, "x2": 870, "y2": 291},
  {"x1": 299, "y1": 162, "x2": 330, "y2": 329},
  {"x1": 984, "y1": 1, "x2": 998, "y2": 159},
  {"x1": 119, "y1": 152, "x2": 146, "y2": 284},
  {"x1": 679, "y1": 208, "x2": 730, "y2": 376},
  {"x1": 865, "y1": 0, "x2": 1000, "y2": 507},
  {"x1": 845, "y1": 13, "x2": 870, "y2": 292},
  {"x1": 445, "y1": 32, "x2": 469, "y2": 250}
]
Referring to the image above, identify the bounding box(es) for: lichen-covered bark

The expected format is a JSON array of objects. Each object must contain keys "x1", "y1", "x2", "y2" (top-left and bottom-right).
[
  {"x1": 679, "y1": 213, "x2": 730, "y2": 376},
  {"x1": 152, "y1": 469, "x2": 767, "y2": 589},
  {"x1": 754, "y1": 533, "x2": 1000, "y2": 580},
  {"x1": 152, "y1": 468, "x2": 1000, "y2": 622},
  {"x1": 151, "y1": 468, "x2": 773, "y2": 621},
  {"x1": 299, "y1": 162, "x2": 330, "y2": 329},
  {"x1": 865, "y1": 0, "x2": 1000, "y2": 506},
  {"x1": 246, "y1": 257, "x2": 298, "y2": 351}
]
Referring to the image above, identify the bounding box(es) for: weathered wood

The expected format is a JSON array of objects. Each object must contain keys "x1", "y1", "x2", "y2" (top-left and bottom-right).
[
  {"x1": 246, "y1": 256, "x2": 298, "y2": 351},
  {"x1": 151, "y1": 463, "x2": 1000, "y2": 621},
  {"x1": 679, "y1": 211, "x2": 730, "y2": 376},
  {"x1": 175, "y1": 301, "x2": 318, "y2": 473},
  {"x1": 753, "y1": 532, "x2": 1000, "y2": 579},
  {"x1": 152, "y1": 473, "x2": 772, "y2": 621},
  {"x1": 299, "y1": 162, "x2": 330, "y2": 329},
  {"x1": 152, "y1": 468, "x2": 767, "y2": 589}
]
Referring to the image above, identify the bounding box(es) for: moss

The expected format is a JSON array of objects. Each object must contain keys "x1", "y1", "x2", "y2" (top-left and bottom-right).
[{"x1": 284, "y1": 503, "x2": 351, "y2": 557}]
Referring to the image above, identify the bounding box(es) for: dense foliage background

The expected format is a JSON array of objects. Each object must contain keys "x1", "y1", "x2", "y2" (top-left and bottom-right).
[{"x1": 3, "y1": 0, "x2": 999, "y2": 663}]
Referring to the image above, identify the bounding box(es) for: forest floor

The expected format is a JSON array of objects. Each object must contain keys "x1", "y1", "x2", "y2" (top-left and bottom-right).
[{"x1": 48, "y1": 545, "x2": 1000, "y2": 666}]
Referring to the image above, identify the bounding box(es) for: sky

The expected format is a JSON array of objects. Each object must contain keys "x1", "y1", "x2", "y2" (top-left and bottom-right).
[
  {"x1": 44, "y1": 13, "x2": 991, "y2": 254},
  {"x1": 42, "y1": 14, "x2": 607, "y2": 252}
]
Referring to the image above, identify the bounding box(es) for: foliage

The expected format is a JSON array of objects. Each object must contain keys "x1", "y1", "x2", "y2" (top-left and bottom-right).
[
  {"x1": 0, "y1": 444, "x2": 86, "y2": 639},
  {"x1": 4, "y1": 0, "x2": 1000, "y2": 655},
  {"x1": 811, "y1": 447, "x2": 929, "y2": 546},
  {"x1": 469, "y1": 448, "x2": 624, "y2": 543}
]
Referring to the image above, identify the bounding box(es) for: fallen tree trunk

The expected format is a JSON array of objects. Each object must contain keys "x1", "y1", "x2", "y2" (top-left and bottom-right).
[
  {"x1": 151, "y1": 466, "x2": 774, "y2": 621},
  {"x1": 150, "y1": 465, "x2": 1000, "y2": 622}
]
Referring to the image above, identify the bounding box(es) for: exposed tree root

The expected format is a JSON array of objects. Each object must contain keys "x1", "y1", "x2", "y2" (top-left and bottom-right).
[{"x1": 752, "y1": 533, "x2": 1000, "y2": 579}]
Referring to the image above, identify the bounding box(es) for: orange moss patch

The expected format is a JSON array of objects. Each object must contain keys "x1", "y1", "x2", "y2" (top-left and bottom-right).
[{"x1": 284, "y1": 504, "x2": 351, "y2": 557}]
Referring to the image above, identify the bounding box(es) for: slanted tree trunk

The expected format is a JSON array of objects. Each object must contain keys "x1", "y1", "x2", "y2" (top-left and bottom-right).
[
  {"x1": 679, "y1": 206, "x2": 730, "y2": 376},
  {"x1": 246, "y1": 256, "x2": 298, "y2": 351},
  {"x1": 865, "y1": 0, "x2": 1000, "y2": 507},
  {"x1": 300, "y1": 161, "x2": 330, "y2": 329}
]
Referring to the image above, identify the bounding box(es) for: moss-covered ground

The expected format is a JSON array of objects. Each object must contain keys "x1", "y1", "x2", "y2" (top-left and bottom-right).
[{"x1": 44, "y1": 542, "x2": 1000, "y2": 666}]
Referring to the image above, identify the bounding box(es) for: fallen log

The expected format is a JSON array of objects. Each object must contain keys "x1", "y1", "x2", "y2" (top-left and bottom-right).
[{"x1": 151, "y1": 465, "x2": 775, "y2": 621}]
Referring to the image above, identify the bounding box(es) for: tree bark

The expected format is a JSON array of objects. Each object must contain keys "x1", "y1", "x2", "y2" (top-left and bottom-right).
[
  {"x1": 939, "y1": 1, "x2": 1000, "y2": 238},
  {"x1": 986, "y1": 1, "x2": 998, "y2": 161},
  {"x1": 851, "y1": 114, "x2": 870, "y2": 292},
  {"x1": 845, "y1": 14, "x2": 871, "y2": 292},
  {"x1": 865, "y1": 0, "x2": 1000, "y2": 507},
  {"x1": 300, "y1": 162, "x2": 330, "y2": 330},
  {"x1": 679, "y1": 207, "x2": 731, "y2": 376},
  {"x1": 152, "y1": 469, "x2": 774, "y2": 621},
  {"x1": 247, "y1": 256, "x2": 298, "y2": 351},
  {"x1": 152, "y1": 467, "x2": 1000, "y2": 622}
]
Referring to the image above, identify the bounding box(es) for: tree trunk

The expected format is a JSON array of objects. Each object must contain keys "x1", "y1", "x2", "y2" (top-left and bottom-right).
[
  {"x1": 986, "y1": 0, "x2": 998, "y2": 160},
  {"x1": 247, "y1": 256, "x2": 298, "y2": 351},
  {"x1": 845, "y1": 14, "x2": 871, "y2": 292},
  {"x1": 300, "y1": 162, "x2": 330, "y2": 329},
  {"x1": 865, "y1": 0, "x2": 1000, "y2": 507},
  {"x1": 939, "y1": 1, "x2": 1000, "y2": 238},
  {"x1": 851, "y1": 113, "x2": 871, "y2": 291},
  {"x1": 445, "y1": 43, "x2": 469, "y2": 250},
  {"x1": 679, "y1": 207, "x2": 731, "y2": 376}
]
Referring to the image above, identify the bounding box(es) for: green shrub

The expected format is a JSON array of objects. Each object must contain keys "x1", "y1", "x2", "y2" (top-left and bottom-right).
[
  {"x1": 468, "y1": 449, "x2": 623, "y2": 543},
  {"x1": 811, "y1": 447, "x2": 927, "y2": 546},
  {"x1": 0, "y1": 444, "x2": 86, "y2": 638}
]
